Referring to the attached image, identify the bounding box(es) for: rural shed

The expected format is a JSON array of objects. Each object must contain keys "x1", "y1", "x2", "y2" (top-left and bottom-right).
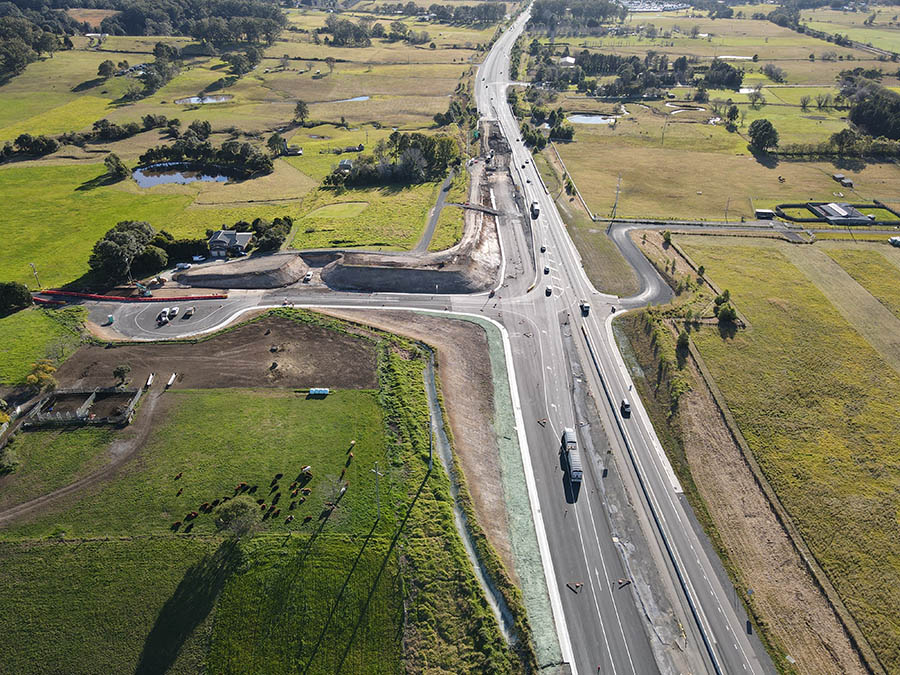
[
  {"x1": 208, "y1": 230, "x2": 253, "y2": 257},
  {"x1": 832, "y1": 173, "x2": 845, "y2": 182}
]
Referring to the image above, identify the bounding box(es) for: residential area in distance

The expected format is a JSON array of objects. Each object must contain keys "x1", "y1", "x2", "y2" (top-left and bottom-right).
[{"x1": 0, "y1": 0, "x2": 898, "y2": 673}]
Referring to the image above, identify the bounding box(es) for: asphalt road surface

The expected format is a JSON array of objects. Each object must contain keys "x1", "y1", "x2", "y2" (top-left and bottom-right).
[{"x1": 88, "y1": 9, "x2": 776, "y2": 674}]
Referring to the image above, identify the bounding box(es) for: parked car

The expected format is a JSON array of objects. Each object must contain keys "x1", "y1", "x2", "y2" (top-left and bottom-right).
[
  {"x1": 175, "y1": 262, "x2": 192, "y2": 270},
  {"x1": 169, "y1": 306, "x2": 179, "y2": 317},
  {"x1": 304, "y1": 271, "x2": 313, "y2": 283},
  {"x1": 545, "y1": 286, "x2": 553, "y2": 296},
  {"x1": 157, "y1": 308, "x2": 169, "y2": 322},
  {"x1": 184, "y1": 306, "x2": 195, "y2": 318},
  {"x1": 192, "y1": 255, "x2": 206, "y2": 262},
  {"x1": 544, "y1": 266, "x2": 550, "y2": 274},
  {"x1": 540, "y1": 245, "x2": 547, "y2": 253}
]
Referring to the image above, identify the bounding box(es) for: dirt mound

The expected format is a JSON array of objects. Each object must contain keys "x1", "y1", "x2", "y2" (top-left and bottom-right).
[{"x1": 177, "y1": 254, "x2": 307, "y2": 289}]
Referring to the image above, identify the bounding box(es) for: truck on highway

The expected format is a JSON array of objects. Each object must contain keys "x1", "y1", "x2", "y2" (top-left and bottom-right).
[
  {"x1": 530, "y1": 201, "x2": 540, "y2": 219},
  {"x1": 562, "y1": 427, "x2": 582, "y2": 483},
  {"x1": 580, "y1": 300, "x2": 590, "y2": 316}
]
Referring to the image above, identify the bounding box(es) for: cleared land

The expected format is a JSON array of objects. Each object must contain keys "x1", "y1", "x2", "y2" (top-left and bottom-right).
[
  {"x1": 822, "y1": 243, "x2": 900, "y2": 320},
  {"x1": 672, "y1": 235, "x2": 900, "y2": 671},
  {"x1": 0, "y1": 311, "x2": 521, "y2": 673},
  {"x1": 54, "y1": 314, "x2": 377, "y2": 391}
]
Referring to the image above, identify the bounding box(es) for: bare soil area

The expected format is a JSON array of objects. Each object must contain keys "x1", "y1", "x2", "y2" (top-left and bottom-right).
[
  {"x1": 320, "y1": 309, "x2": 515, "y2": 580},
  {"x1": 679, "y1": 350, "x2": 866, "y2": 674},
  {"x1": 56, "y1": 315, "x2": 377, "y2": 391}
]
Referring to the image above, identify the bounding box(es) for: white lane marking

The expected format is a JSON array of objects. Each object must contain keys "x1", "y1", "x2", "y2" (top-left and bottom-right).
[{"x1": 574, "y1": 503, "x2": 616, "y2": 672}]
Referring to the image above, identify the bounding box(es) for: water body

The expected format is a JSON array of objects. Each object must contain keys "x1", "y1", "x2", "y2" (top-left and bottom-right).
[
  {"x1": 174, "y1": 95, "x2": 233, "y2": 105},
  {"x1": 133, "y1": 163, "x2": 231, "y2": 187},
  {"x1": 567, "y1": 113, "x2": 620, "y2": 125},
  {"x1": 331, "y1": 95, "x2": 370, "y2": 103}
]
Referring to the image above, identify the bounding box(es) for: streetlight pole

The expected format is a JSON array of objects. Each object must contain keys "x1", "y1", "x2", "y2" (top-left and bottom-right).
[
  {"x1": 371, "y1": 462, "x2": 384, "y2": 521},
  {"x1": 29, "y1": 263, "x2": 40, "y2": 290}
]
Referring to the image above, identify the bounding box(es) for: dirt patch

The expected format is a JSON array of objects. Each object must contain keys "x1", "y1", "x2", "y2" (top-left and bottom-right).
[
  {"x1": 56, "y1": 315, "x2": 377, "y2": 391},
  {"x1": 320, "y1": 309, "x2": 515, "y2": 580}
]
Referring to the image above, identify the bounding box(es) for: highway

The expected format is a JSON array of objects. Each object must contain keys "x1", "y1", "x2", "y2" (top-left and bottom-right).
[{"x1": 87, "y1": 9, "x2": 776, "y2": 674}]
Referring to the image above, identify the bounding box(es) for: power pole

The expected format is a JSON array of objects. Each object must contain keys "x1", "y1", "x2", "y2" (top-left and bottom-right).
[
  {"x1": 29, "y1": 263, "x2": 41, "y2": 290},
  {"x1": 724, "y1": 196, "x2": 731, "y2": 224}
]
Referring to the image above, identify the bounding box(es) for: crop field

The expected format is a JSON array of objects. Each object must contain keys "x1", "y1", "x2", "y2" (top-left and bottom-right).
[
  {"x1": 0, "y1": 307, "x2": 85, "y2": 386},
  {"x1": 674, "y1": 235, "x2": 900, "y2": 671},
  {"x1": 291, "y1": 182, "x2": 440, "y2": 250},
  {"x1": 0, "y1": 311, "x2": 519, "y2": 673}
]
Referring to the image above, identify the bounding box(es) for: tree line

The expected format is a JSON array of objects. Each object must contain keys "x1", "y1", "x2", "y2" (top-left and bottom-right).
[
  {"x1": 375, "y1": 2, "x2": 506, "y2": 24},
  {"x1": 324, "y1": 131, "x2": 458, "y2": 187},
  {"x1": 529, "y1": 42, "x2": 743, "y2": 97},
  {"x1": 527, "y1": 0, "x2": 626, "y2": 36},
  {"x1": 138, "y1": 120, "x2": 273, "y2": 178},
  {"x1": 0, "y1": 10, "x2": 75, "y2": 82}
]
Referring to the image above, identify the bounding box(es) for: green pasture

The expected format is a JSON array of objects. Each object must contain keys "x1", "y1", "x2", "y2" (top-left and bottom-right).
[
  {"x1": 0, "y1": 427, "x2": 114, "y2": 510},
  {"x1": 0, "y1": 307, "x2": 85, "y2": 386},
  {"x1": 556, "y1": 99, "x2": 900, "y2": 221},
  {"x1": 208, "y1": 535, "x2": 403, "y2": 674},
  {"x1": 3, "y1": 388, "x2": 391, "y2": 539},
  {"x1": 291, "y1": 182, "x2": 439, "y2": 249},
  {"x1": 677, "y1": 236, "x2": 900, "y2": 671},
  {"x1": 0, "y1": 537, "x2": 215, "y2": 675}
]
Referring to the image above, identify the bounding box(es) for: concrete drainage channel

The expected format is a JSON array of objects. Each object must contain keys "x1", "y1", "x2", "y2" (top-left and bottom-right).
[{"x1": 421, "y1": 347, "x2": 517, "y2": 645}]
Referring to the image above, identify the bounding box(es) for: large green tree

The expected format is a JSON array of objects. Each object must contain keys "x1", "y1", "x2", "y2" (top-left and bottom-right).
[
  {"x1": 88, "y1": 221, "x2": 156, "y2": 282},
  {"x1": 748, "y1": 118, "x2": 779, "y2": 151}
]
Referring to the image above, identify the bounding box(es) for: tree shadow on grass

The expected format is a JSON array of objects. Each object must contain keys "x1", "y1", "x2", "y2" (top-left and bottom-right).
[
  {"x1": 76, "y1": 172, "x2": 124, "y2": 192},
  {"x1": 72, "y1": 77, "x2": 106, "y2": 92},
  {"x1": 134, "y1": 539, "x2": 242, "y2": 675},
  {"x1": 748, "y1": 146, "x2": 779, "y2": 169}
]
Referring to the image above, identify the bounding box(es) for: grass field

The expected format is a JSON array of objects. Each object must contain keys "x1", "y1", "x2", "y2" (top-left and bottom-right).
[
  {"x1": 675, "y1": 235, "x2": 900, "y2": 671},
  {"x1": 4, "y1": 388, "x2": 390, "y2": 539},
  {"x1": 429, "y1": 168, "x2": 467, "y2": 251},
  {"x1": 0, "y1": 307, "x2": 85, "y2": 386},
  {"x1": 208, "y1": 534, "x2": 403, "y2": 674},
  {"x1": 291, "y1": 183, "x2": 439, "y2": 250},
  {"x1": 822, "y1": 244, "x2": 900, "y2": 320},
  {"x1": 0, "y1": 537, "x2": 215, "y2": 675}
]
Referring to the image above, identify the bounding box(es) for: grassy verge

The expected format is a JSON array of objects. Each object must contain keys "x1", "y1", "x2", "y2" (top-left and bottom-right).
[
  {"x1": 0, "y1": 307, "x2": 86, "y2": 385},
  {"x1": 291, "y1": 183, "x2": 438, "y2": 250}
]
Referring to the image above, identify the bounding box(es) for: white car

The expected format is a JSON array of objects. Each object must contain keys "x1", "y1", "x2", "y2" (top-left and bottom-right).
[
  {"x1": 176, "y1": 262, "x2": 192, "y2": 270},
  {"x1": 192, "y1": 255, "x2": 206, "y2": 262},
  {"x1": 184, "y1": 306, "x2": 195, "y2": 318},
  {"x1": 169, "y1": 306, "x2": 179, "y2": 317},
  {"x1": 158, "y1": 308, "x2": 169, "y2": 321},
  {"x1": 304, "y1": 271, "x2": 313, "y2": 283}
]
